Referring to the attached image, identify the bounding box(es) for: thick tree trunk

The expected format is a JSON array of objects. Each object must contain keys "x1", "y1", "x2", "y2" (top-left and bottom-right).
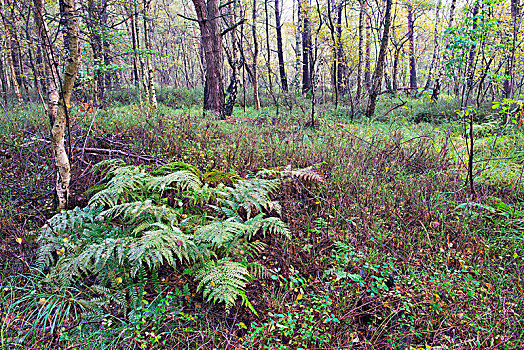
[
  {"x1": 407, "y1": 0, "x2": 417, "y2": 91},
  {"x1": 365, "y1": 0, "x2": 392, "y2": 117},
  {"x1": 275, "y1": 0, "x2": 288, "y2": 91},
  {"x1": 192, "y1": 0, "x2": 225, "y2": 117},
  {"x1": 34, "y1": 0, "x2": 80, "y2": 211}
]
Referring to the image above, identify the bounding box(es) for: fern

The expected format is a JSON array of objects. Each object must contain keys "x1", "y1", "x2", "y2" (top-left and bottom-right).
[
  {"x1": 36, "y1": 159, "x2": 293, "y2": 315},
  {"x1": 195, "y1": 258, "x2": 251, "y2": 312},
  {"x1": 148, "y1": 170, "x2": 202, "y2": 193},
  {"x1": 130, "y1": 222, "x2": 203, "y2": 270}
]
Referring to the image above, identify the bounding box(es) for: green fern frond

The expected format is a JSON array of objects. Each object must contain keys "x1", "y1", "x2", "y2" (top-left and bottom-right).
[
  {"x1": 101, "y1": 200, "x2": 179, "y2": 224},
  {"x1": 148, "y1": 170, "x2": 202, "y2": 193},
  {"x1": 194, "y1": 221, "x2": 250, "y2": 249},
  {"x1": 153, "y1": 161, "x2": 202, "y2": 177},
  {"x1": 89, "y1": 167, "x2": 150, "y2": 207},
  {"x1": 130, "y1": 222, "x2": 202, "y2": 270},
  {"x1": 91, "y1": 158, "x2": 126, "y2": 175},
  {"x1": 195, "y1": 258, "x2": 251, "y2": 312}
]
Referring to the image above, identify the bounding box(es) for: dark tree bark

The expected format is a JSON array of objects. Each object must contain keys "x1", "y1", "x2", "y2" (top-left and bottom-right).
[
  {"x1": 192, "y1": 0, "x2": 225, "y2": 117},
  {"x1": 275, "y1": 0, "x2": 288, "y2": 91},
  {"x1": 365, "y1": 0, "x2": 392, "y2": 117},
  {"x1": 302, "y1": 3, "x2": 312, "y2": 94}
]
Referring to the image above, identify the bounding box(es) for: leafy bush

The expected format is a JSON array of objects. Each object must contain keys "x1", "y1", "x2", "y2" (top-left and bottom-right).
[{"x1": 36, "y1": 159, "x2": 291, "y2": 314}]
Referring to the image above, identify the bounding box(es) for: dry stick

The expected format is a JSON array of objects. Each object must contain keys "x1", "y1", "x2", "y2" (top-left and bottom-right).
[
  {"x1": 81, "y1": 108, "x2": 99, "y2": 159},
  {"x1": 380, "y1": 99, "x2": 407, "y2": 120},
  {"x1": 81, "y1": 147, "x2": 165, "y2": 164}
]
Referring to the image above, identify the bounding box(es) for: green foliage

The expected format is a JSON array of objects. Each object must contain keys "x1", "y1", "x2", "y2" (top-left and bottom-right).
[{"x1": 35, "y1": 159, "x2": 291, "y2": 316}]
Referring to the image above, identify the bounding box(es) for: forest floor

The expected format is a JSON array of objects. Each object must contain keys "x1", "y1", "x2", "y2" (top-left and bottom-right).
[{"x1": 1, "y1": 98, "x2": 523, "y2": 349}]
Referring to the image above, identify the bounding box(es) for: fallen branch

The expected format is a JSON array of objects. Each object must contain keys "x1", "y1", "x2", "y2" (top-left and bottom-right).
[
  {"x1": 380, "y1": 99, "x2": 407, "y2": 119},
  {"x1": 81, "y1": 147, "x2": 166, "y2": 164}
]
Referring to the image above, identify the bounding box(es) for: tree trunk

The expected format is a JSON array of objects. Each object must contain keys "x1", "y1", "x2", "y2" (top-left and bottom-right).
[
  {"x1": 364, "y1": 1, "x2": 371, "y2": 92},
  {"x1": 407, "y1": 0, "x2": 417, "y2": 91},
  {"x1": 295, "y1": 0, "x2": 302, "y2": 82},
  {"x1": 365, "y1": 0, "x2": 392, "y2": 117},
  {"x1": 264, "y1": 0, "x2": 273, "y2": 94},
  {"x1": 424, "y1": 0, "x2": 441, "y2": 92},
  {"x1": 252, "y1": 0, "x2": 261, "y2": 109},
  {"x1": 275, "y1": 0, "x2": 288, "y2": 91},
  {"x1": 0, "y1": 0, "x2": 22, "y2": 102},
  {"x1": 87, "y1": 0, "x2": 106, "y2": 104},
  {"x1": 128, "y1": 1, "x2": 141, "y2": 103},
  {"x1": 431, "y1": 0, "x2": 456, "y2": 100},
  {"x1": 34, "y1": 0, "x2": 80, "y2": 211},
  {"x1": 356, "y1": 0, "x2": 364, "y2": 100},
  {"x1": 503, "y1": 0, "x2": 520, "y2": 98},
  {"x1": 224, "y1": 0, "x2": 241, "y2": 117},
  {"x1": 336, "y1": 2, "x2": 344, "y2": 95},
  {"x1": 302, "y1": 3, "x2": 312, "y2": 94},
  {"x1": 192, "y1": 0, "x2": 225, "y2": 117},
  {"x1": 143, "y1": 0, "x2": 157, "y2": 108}
]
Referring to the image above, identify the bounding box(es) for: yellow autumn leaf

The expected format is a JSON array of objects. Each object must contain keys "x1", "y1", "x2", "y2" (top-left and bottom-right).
[
  {"x1": 116, "y1": 277, "x2": 123, "y2": 284},
  {"x1": 296, "y1": 293, "x2": 303, "y2": 301},
  {"x1": 15, "y1": 237, "x2": 22, "y2": 244},
  {"x1": 56, "y1": 248, "x2": 65, "y2": 255},
  {"x1": 210, "y1": 281, "x2": 215, "y2": 287},
  {"x1": 513, "y1": 252, "x2": 519, "y2": 259},
  {"x1": 63, "y1": 237, "x2": 70, "y2": 243}
]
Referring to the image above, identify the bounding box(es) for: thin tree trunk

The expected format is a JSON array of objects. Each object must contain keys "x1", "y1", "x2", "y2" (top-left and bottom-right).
[
  {"x1": 252, "y1": 0, "x2": 261, "y2": 109},
  {"x1": 366, "y1": 0, "x2": 392, "y2": 117},
  {"x1": 275, "y1": 0, "x2": 288, "y2": 91},
  {"x1": 224, "y1": 0, "x2": 241, "y2": 117},
  {"x1": 302, "y1": 2, "x2": 312, "y2": 94},
  {"x1": 356, "y1": 0, "x2": 364, "y2": 100},
  {"x1": 431, "y1": 0, "x2": 456, "y2": 100},
  {"x1": 424, "y1": 0, "x2": 441, "y2": 91},
  {"x1": 143, "y1": 0, "x2": 157, "y2": 108},
  {"x1": 364, "y1": 1, "x2": 371, "y2": 92},
  {"x1": 264, "y1": 0, "x2": 273, "y2": 94},
  {"x1": 503, "y1": 0, "x2": 520, "y2": 98},
  {"x1": 34, "y1": 0, "x2": 80, "y2": 211},
  {"x1": 407, "y1": 0, "x2": 417, "y2": 90},
  {"x1": 0, "y1": 0, "x2": 22, "y2": 102},
  {"x1": 295, "y1": 0, "x2": 302, "y2": 83}
]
